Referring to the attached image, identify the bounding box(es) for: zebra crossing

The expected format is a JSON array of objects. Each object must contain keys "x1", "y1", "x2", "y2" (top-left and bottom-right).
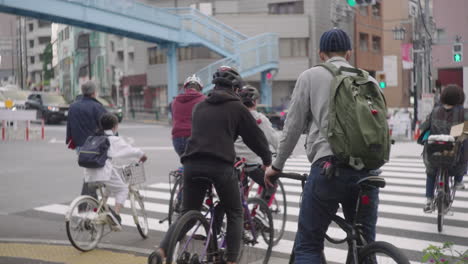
[{"x1": 32, "y1": 155, "x2": 468, "y2": 263}]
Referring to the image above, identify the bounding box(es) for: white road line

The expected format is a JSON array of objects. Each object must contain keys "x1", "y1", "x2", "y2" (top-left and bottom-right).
[{"x1": 33, "y1": 203, "x2": 454, "y2": 264}]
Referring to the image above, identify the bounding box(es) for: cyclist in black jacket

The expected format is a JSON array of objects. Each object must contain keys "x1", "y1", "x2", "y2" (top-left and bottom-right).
[{"x1": 153, "y1": 66, "x2": 272, "y2": 264}]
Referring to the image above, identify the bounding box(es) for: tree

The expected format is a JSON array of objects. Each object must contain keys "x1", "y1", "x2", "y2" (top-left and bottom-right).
[{"x1": 42, "y1": 43, "x2": 54, "y2": 83}]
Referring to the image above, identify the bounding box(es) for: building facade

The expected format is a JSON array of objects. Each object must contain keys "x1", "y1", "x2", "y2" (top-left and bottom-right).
[
  {"x1": 136, "y1": 0, "x2": 354, "y2": 111},
  {"x1": 21, "y1": 18, "x2": 52, "y2": 90},
  {"x1": 354, "y1": 1, "x2": 383, "y2": 77},
  {"x1": 432, "y1": 0, "x2": 468, "y2": 107},
  {"x1": 382, "y1": 0, "x2": 414, "y2": 108},
  {"x1": 0, "y1": 13, "x2": 18, "y2": 85}
]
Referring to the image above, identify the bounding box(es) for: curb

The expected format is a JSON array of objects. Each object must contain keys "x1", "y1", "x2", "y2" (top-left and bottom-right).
[{"x1": 0, "y1": 238, "x2": 153, "y2": 255}]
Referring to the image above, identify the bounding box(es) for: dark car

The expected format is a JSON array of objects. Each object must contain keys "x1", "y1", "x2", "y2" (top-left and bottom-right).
[
  {"x1": 26, "y1": 93, "x2": 70, "y2": 124},
  {"x1": 96, "y1": 96, "x2": 123, "y2": 123},
  {"x1": 74, "y1": 94, "x2": 123, "y2": 123},
  {"x1": 257, "y1": 104, "x2": 285, "y2": 130}
]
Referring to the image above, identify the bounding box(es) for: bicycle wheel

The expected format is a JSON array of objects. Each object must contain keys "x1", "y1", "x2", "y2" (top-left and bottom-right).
[
  {"x1": 270, "y1": 179, "x2": 287, "y2": 245},
  {"x1": 168, "y1": 176, "x2": 183, "y2": 225},
  {"x1": 238, "y1": 197, "x2": 274, "y2": 264},
  {"x1": 166, "y1": 210, "x2": 217, "y2": 264},
  {"x1": 65, "y1": 196, "x2": 104, "y2": 252},
  {"x1": 358, "y1": 241, "x2": 410, "y2": 264},
  {"x1": 131, "y1": 189, "x2": 149, "y2": 239}
]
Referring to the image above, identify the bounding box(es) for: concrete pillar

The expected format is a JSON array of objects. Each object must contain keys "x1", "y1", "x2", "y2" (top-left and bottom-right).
[
  {"x1": 166, "y1": 43, "x2": 178, "y2": 106},
  {"x1": 260, "y1": 70, "x2": 272, "y2": 106}
]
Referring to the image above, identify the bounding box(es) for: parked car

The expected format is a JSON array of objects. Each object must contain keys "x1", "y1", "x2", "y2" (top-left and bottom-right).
[
  {"x1": 0, "y1": 88, "x2": 29, "y2": 110},
  {"x1": 26, "y1": 93, "x2": 70, "y2": 124},
  {"x1": 96, "y1": 96, "x2": 123, "y2": 123}
]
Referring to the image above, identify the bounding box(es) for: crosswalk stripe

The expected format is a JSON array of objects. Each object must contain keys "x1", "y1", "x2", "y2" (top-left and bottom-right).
[
  {"x1": 31, "y1": 153, "x2": 468, "y2": 263},
  {"x1": 32, "y1": 203, "x2": 435, "y2": 263}
]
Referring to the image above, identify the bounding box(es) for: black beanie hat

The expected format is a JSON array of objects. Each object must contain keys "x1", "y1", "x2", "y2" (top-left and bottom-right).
[{"x1": 319, "y1": 28, "x2": 352, "y2": 52}]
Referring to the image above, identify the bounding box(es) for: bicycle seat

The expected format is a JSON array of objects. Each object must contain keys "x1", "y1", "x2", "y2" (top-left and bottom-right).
[
  {"x1": 357, "y1": 176, "x2": 386, "y2": 189},
  {"x1": 244, "y1": 163, "x2": 259, "y2": 172}
]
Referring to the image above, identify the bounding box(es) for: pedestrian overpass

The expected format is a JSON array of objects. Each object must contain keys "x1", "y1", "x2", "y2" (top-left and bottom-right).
[{"x1": 0, "y1": 0, "x2": 278, "y2": 105}]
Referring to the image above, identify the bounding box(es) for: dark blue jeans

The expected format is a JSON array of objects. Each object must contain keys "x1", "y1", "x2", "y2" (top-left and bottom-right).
[
  {"x1": 172, "y1": 137, "x2": 188, "y2": 157},
  {"x1": 294, "y1": 158, "x2": 379, "y2": 264}
]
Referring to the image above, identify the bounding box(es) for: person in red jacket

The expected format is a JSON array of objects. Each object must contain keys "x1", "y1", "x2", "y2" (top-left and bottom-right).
[{"x1": 171, "y1": 74, "x2": 206, "y2": 157}]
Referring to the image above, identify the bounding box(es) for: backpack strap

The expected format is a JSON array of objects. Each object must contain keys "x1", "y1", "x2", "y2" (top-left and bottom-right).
[{"x1": 317, "y1": 62, "x2": 340, "y2": 77}]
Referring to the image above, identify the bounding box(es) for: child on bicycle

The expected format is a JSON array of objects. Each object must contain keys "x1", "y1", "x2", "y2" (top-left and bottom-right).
[{"x1": 84, "y1": 113, "x2": 148, "y2": 230}]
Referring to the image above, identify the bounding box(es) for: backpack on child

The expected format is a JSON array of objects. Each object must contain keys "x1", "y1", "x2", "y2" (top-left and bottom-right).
[
  {"x1": 78, "y1": 135, "x2": 110, "y2": 168},
  {"x1": 318, "y1": 62, "x2": 391, "y2": 170}
]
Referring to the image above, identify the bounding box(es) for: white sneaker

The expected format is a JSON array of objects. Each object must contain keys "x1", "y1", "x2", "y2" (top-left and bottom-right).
[
  {"x1": 423, "y1": 198, "x2": 434, "y2": 213},
  {"x1": 455, "y1": 182, "x2": 466, "y2": 190}
]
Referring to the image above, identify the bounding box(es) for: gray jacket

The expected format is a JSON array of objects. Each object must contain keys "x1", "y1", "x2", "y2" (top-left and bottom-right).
[
  {"x1": 235, "y1": 110, "x2": 279, "y2": 164},
  {"x1": 273, "y1": 57, "x2": 378, "y2": 170}
]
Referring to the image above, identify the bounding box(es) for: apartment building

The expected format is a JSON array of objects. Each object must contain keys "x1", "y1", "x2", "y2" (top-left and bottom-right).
[
  {"x1": 0, "y1": 13, "x2": 17, "y2": 85},
  {"x1": 21, "y1": 18, "x2": 52, "y2": 89}
]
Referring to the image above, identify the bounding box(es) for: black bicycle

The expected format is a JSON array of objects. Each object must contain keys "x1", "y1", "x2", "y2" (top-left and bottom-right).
[
  {"x1": 425, "y1": 135, "x2": 461, "y2": 232},
  {"x1": 280, "y1": 172, "x2": 410, "y2": 264}
]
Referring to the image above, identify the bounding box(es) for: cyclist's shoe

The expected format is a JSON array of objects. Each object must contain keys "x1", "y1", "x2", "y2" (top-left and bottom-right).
[
  {"x1": 107, "y1": 211, "x2": 122, "y2": 231},
  {"x1": 423, "y1": 198, "x2": 434, "y2": 213},
  {"x1": 455, "y1": 181, "x2": 466, "y2": 190},
  {"x1": 147, "y1": 251, "x2": 163, "y2": 264}
]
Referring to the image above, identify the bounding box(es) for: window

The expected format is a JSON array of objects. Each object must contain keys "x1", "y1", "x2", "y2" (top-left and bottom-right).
[
  {"x1": 110, "y1": 41, "x2": 115, "y2": 52},
  {"x1": 58, "y1": 32, "x2": 63, "y2": 42},
  {"x1": 30, "y1": 56, "x2": 35, "y2": 64},
  {"x1": 436, "y1": 29, "x2": 446, "y2": 42},
  {"x1": 268, "y1": 1, "x2": 304, "y2": 14},
  {"x1": 279, "y1": 38, "x2": 308, "y2": 57},
  {"x1": 129, "y1": 51, "x2": 134, "y2": 61},
  {"x1": 38, "y1": 20, "x2": 51, "y2": 28},
  {"x1": 372, "y1": 2, "x2": 381, "y2": 18},
  {"x1": 29, "y1": 40, "x2": 34, "y2": 48},
  {"x1": 148, "y1": 47, "x2": 157, "y2": 64},
  {"x1": 28, "y1": 23, "x2": 34, "y2": 32},
  {"x1": 117, "y1": 51, "x2": 124, "y2": 61},
  {"x1": 372, "y1": 36, "x2": 381, "y2": 52},
  {"x1": 359, "y1": 6, "x2": 368, "y2": 16},
  {"x1": 64, "y1": 27, "x2": 70, "y2": 40},
  {"x1": 359, "y1": 33, "x2": 369, "y2": 51},
  {"x1": 38, "y1": 36, "x2": 51, "y2": 45},
  {"x1": 39, "y1": 54, "x2": 44, "y2": 62}
]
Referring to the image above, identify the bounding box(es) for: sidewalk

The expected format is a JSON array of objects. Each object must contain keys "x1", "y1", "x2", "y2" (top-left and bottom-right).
[
  {"x1": 122, "y1": 111, "x2": 170, "y2": 126},
  {"x1": 390, "y1": 141, "x2": 424, "y2": 158}
]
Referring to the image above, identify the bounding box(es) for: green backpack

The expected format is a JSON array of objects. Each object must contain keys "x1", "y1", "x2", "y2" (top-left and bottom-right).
[{"x1": 318, "y1": 62, "x2": 390, "y2": 170}]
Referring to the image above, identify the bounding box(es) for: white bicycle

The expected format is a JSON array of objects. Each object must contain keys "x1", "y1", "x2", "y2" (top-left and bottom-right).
[{"x1": 65, "y1": 162, "x2": 149, "y2": 251}]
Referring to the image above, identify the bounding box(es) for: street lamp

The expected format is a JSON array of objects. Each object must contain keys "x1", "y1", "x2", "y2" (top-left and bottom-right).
[{"x1": 392, "y1": 26, "x2": 406, "y2": 41}]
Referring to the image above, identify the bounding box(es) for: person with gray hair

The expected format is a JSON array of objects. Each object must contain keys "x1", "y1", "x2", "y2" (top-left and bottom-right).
[{"x1": 66, "y1": 80, "x2": 107, "y2": 198}]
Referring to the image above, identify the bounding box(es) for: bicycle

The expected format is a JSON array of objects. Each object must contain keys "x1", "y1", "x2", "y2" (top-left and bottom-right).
[
  {"x1": 425, "y1": 135, "x2": 461, "y2": 232},
  {"x1": 149, "y1": 158, "x2": 274, "y2": 264},
  {"x1": 279, "y1": 171, "x2": 410, "y2": 264},
  {"x1": 159, "y1": 166, "x2": 184, "y2": 225},
  {"x1": 243, "y1": 163, "x2": 287, "y2": 246},
  {"x1": 65, "y1": 162, "x2": 149, "y2": 251},
  {"x1": 161, "y1": 163, "x2": 287, "y2": 246}
]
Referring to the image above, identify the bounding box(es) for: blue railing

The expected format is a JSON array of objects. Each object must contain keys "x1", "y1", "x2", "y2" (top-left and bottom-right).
[{"x1": 200, "y1": 33, "x2": 279, "y2": 92}]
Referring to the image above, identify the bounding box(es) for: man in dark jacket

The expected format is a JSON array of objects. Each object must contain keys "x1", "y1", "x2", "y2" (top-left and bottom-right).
[
  {"x1": 153, "y1": 66, "x2": 272, "y2": 264},
  {"x1": 66, "y1": 80, "x2": 107, "y2": 197},
  {"x1": 171, "y1": 74, "x2": 206, "y2": 156}
]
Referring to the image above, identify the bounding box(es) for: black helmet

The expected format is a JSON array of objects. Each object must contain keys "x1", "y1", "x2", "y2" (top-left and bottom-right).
[
  {"x1": 239, "y1": 85, "x2": 260, "y2": 106},
  {"x1": 212, "y1": 66, "x2": 244, "y2": 90}
]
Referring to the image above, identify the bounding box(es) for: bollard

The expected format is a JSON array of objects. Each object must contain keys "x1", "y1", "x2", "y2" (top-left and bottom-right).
[
  {"x1": 1, "y1": 120, "x2": 5, "y2": 141},
  {"x1": 26, "y1": 120, "x2": 30, "y2": 141},
  {"x1": 41, "y1": 119, "x2": 45, "y2": 140}
]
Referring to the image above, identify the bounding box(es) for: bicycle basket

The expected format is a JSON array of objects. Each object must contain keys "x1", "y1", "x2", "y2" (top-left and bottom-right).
[
  {"x1": 426, "y1": 140, "x2": 457, "y2": 167},
  {"x1": 120, "y1": 162, "x2": 146, "y2": 185}
]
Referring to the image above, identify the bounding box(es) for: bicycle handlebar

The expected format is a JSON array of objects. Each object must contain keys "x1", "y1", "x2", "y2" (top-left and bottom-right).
[{"x1": 278, "y1": 172, "x2": 308, "y2": 182}]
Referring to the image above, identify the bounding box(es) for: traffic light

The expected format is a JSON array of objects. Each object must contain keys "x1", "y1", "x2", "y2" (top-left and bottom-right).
[
  {"x1": 453, "y1": 43, "x2": 463, "y2": 62},
  {"x1": 348, "y1": 0, "x2": 376, "y2": 7},
  {"x1": 377, "y1": 73, "x2": 386, "y2": 89}
]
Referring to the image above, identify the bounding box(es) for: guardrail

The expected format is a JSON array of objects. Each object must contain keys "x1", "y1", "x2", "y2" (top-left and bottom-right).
[{"x1": 200, "y1": 33, "x2": 279, "y2": 92}]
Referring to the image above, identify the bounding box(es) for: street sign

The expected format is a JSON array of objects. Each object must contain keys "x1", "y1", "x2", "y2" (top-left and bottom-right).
[{"x1": 4, "y1": 99, "x2": 13, "y2": 109}]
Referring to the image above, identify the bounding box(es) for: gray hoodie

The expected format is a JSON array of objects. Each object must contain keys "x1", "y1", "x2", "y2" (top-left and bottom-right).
[{"x1": 272, "y1": 57, "x2": 379, "y2": 170}]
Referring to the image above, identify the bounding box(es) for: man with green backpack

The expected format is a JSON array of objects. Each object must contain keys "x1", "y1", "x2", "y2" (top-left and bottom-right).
[{"x1": 265, "y1": 28, "x2": 390, "y2": 263}]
